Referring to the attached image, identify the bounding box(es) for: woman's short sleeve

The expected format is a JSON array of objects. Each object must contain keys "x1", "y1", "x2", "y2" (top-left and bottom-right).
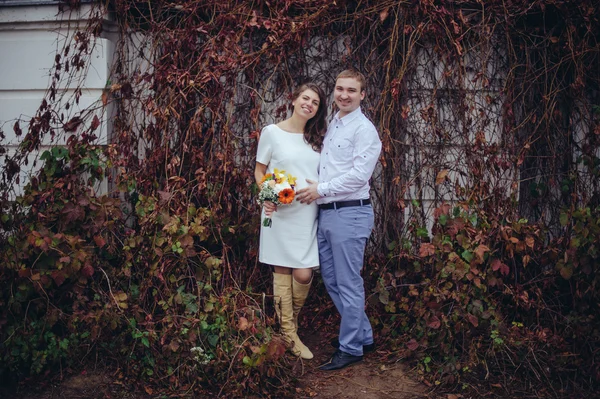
[{"x1": 256, "y1": 126, "x2": 272, "y2": 165}]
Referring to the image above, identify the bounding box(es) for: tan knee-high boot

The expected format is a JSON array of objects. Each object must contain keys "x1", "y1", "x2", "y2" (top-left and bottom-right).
[
  {"x1": 291, "y1": 277, "x2": 313, "y2": 359},
  {"x1": 273, "y1": 273, "x2": 304, "y2": 358}
]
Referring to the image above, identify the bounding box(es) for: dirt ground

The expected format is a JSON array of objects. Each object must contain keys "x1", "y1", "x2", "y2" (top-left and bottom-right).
[
  {"x1": 293, "y1": 332, "x2": 427, "y2": 399},
  {"x1": 2, "y1": 330, "x2": 429, "y2": 399}
]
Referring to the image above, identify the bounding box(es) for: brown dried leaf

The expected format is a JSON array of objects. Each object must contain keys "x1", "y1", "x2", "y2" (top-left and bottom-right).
[
  {"x1": 380, "y1": 8, "x2": 389, "y2": 22},
  {"x1": 419, "y1": 243, "x2": 435, "y2": 257},
  {"x1": 525, "y1": 236, "x2": 535, "y2": 249},
  {"x1": 467, "y1": 313, "x2": 479, "y2": 327},
  {"x1": 427, "y1": 315, "x2": 441, "y2": 329},
  {"x1": 407, "y1": 339, "x2": 419, "y2": 351},
  {"x1": 474, "y1": 244, "x2": 490, "y2": 262},
  {"x1": 435, "y1": 169, "x2": 449, "y2": 185},
  {"x1": 237, "y1": 317, "x2": 249, "y2": 331}
]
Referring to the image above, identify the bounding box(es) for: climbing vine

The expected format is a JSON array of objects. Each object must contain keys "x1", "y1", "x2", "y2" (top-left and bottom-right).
[{"x1": 0, "y1": 1, "x2": 599, "y2": 397}]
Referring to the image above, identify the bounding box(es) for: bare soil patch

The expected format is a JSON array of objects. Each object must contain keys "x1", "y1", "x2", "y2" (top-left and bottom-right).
[{"x1": 291, "y1": 330, "x2": 427, "y2": 399}]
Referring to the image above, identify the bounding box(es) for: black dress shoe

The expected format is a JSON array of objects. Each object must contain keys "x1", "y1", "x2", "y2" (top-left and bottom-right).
[
  {"x1": 319, "y1": 350, "x2": 363, "y2": 371},
  {"x1": 330, "y1": 338, "x2": 375, "y2": 353}
]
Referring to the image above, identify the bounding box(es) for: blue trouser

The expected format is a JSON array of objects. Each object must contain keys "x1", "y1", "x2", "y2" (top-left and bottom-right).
[{"x1": 318, "y1": 205, "x2": 374, "y2": 356}]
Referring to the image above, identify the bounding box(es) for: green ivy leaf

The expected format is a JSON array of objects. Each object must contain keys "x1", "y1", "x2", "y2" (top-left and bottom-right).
[
  {"x1": 559, "y1": 212, "x2": 568, "y2": 226},
  {"x1": 208, "y1": 334, "x2": 219, "y2": 347},
  {"x1": 560, "y1": 266, "x2": 573, "y2": 280},
  {"x1": 438, "y1": 214, "x2": 448, "y2": 226},
  {"x1": 461, "y1": 250, "x2": 474, "y2": 262}
]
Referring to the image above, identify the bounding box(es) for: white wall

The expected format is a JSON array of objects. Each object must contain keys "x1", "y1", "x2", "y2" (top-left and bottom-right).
[{"x1": 0, "y1": 2, "x2": 116, "y2": 195}]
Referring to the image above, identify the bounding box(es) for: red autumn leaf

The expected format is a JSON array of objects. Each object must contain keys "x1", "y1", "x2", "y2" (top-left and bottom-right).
[
  {"x1": 491, "y1": 258, "x2": 510, "y2": 276},
  {"x1": 406, "y1": 339, "x2": 419, "y2": 351},
  {"x1": 52, "y1": 270, "x2": 66, "y2": 286},
  {"x1": 266, "y1": 337, "x2": 286, "y2": 360},
  {"x1": 467, "y1": 313, "x2": 479, "y2": 327},
  {"x1": 59, "y1": 256, "x2": 71, "y2": 264},
  {"x1": 63, "y1": 116, "x2": 83, "y2": 132},
  {"x1": 13, "y1": 120, "x2": 22, "y2": 136},
  {"x1": 419, "y1": 243, "x2": 435, "y2": 257},
  {"x1": 90, "y1": 114, "x2": 101, "y2": 131},
  {"x1": 401, "y1": 104, "x2": 409, "y2": 119},
  {"x1": 18, "y1": 268, "x2": 31, "y2": 278},
  {"x1": 427, "y1": 315, "x2": 441, "y2": 329},
  {"x1": 62, "y1": 203, "x2": 85, "y2": 222},
  {"x1": 81, "y1": 264, "x2": 94, "y2": 278},
  {"x1": 179, "y1": 234, "x2": 194, "y2": 248},
  {"x1": 93, "y1": 235, "x2": 106, "y2": 248},
  {"x1": 491, "y1": 258, "x2": 501, "y2": 271}
]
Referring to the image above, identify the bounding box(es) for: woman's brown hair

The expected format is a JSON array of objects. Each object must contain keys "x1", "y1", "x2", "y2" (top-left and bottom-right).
[{"x1": 291, "y1": 83, "x2": 327, "y2": 152}]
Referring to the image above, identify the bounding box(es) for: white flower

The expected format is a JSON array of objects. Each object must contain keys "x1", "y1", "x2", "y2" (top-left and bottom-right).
[
  {"x1": 274, "y1": 182, "x2": 291, "y2": 192},
  {"x1": 191, "y1": 346, "x2": 212, "y2": 365}
]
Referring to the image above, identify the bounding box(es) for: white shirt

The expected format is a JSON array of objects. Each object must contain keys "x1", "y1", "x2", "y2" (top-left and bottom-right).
[{"x1": 317, "y1": 107, "x2": 382, "y2": 204}]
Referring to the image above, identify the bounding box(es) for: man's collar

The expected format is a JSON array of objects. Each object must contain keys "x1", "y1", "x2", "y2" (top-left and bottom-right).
[{"x1": 333, "y1": 107, "x2": 362, "y2": 126}]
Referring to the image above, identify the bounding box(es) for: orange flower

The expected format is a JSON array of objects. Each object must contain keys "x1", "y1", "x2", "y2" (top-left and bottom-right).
[{"x1": 278, "y1": 188, "x2": 295, "y2": 204}]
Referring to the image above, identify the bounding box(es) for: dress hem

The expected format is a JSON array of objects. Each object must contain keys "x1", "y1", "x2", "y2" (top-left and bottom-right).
[{"x1": 259, "y1": 260, "x2": 319, "y2": 269}]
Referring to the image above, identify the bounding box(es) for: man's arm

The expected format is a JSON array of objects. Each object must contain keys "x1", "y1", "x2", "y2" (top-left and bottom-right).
[
  {"x1": 318, "y1": 126, "x2": 381, "y2": 198},
  {"x1": 297, "y1": 125, "x2": 381, "y2": 204}
]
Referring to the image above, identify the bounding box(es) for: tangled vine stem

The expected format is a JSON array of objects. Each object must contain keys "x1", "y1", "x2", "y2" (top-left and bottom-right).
[{"x1": 0, "y1": 1, "x2": 599, "y2": 398}]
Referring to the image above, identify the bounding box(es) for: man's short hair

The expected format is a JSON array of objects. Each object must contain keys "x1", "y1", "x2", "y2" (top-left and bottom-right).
[{"x1": 336, "y1": 69, "x2": 366, "y2": 92}]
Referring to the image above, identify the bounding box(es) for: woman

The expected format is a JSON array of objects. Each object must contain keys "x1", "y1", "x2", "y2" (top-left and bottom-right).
[{"x1": 254, "y1": 83, "x2": 327, "y2": 359}]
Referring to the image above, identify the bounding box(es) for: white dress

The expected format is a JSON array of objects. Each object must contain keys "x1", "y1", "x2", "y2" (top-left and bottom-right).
[{"x1": 256, "y1": 124, "x2": 320, "y2": 268}]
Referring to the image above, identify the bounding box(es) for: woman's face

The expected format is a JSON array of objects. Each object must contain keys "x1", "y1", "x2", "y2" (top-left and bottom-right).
[{"x1": 292, "y1": 89, "x2": 321, "y2": 120}]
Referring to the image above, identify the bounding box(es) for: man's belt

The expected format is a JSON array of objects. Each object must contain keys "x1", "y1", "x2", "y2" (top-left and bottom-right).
[{"x1": 318, "y1": 199, "x2": 371, "y2": 210}]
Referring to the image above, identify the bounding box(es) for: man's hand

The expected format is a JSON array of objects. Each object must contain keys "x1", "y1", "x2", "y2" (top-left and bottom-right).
[{"x1": 296, "y1": 179, "x2": 320, "y2": 204}]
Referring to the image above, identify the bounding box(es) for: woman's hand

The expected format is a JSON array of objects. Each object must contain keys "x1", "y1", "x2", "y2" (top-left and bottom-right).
[{"x1": 263, "y1": 201, "x2": 277, "y2": 217}]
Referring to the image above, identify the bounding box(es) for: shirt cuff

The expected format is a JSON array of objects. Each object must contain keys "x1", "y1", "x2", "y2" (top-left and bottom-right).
[{"x1": 317, "y1": 182, "x2": 329, "y2": 197}]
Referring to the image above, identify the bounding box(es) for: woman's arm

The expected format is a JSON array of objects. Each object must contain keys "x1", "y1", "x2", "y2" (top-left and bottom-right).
[{"x1": 255, "y1": 162, "x2": 267, "y2": 186}]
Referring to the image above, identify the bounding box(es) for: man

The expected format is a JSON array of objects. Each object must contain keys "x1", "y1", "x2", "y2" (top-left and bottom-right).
[{"x1": 296, "y1": 69, "x2": 382, "y2": 370}]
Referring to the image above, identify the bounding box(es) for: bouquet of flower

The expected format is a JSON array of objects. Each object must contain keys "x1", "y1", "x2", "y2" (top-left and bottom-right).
[{"x1": 257, "y1": 168, "x2": 297, "y2": 227}]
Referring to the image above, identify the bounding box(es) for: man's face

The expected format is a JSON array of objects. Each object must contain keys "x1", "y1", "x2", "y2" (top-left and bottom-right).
[{"x1": 334, "y1": 77, "x2": 365, "y2": 117}]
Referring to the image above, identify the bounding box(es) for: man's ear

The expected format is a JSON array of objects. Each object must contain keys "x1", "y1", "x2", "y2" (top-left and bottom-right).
[{"x1": 360, "y1": 90, "x2": 366, "y2": 100}]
